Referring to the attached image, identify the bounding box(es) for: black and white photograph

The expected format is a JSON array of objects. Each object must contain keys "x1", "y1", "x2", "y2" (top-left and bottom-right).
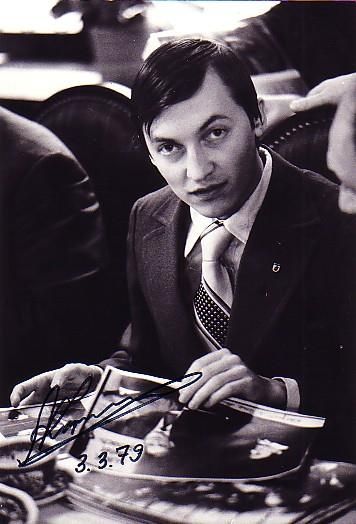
[{"x1": 0, "y1": 1, "x2": 356, "y2": 523}]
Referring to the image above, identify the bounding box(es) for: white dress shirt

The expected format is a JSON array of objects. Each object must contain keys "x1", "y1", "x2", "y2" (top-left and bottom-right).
[{"x1": 184, "y1": 148, "x2": 300, "y2": 411}]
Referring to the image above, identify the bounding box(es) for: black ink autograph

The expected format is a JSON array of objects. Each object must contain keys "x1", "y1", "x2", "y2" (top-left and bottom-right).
[{"x1": 17, "y1": 372, "x2": 202, "y2": 468}]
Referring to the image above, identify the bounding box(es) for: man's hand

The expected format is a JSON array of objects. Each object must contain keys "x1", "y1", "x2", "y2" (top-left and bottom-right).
[
  {"x1": 10, "y1": 363, "x2": 103, "y2": 407},
  {"x1": 327, "y1": 80, "x2": 356, "y2": 214},
  {"x1": 178, "y1": 348, "x2": 286, "y2": 410},
  {"x1": 261, "y1": 94, "x2": 298, "y2": 132},
  {"x1": 290, "y1": 73, "x2": 356, "y2": 113}
]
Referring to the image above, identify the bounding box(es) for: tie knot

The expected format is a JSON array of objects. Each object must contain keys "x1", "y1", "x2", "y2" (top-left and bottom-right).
[{"x1": 200, "y1": 221, "x2": 233, "y2": 262}]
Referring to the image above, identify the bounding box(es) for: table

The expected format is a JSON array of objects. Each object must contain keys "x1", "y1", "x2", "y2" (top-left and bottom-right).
[
  {"x1": 1, "y1": 398, "x2": 356, "y2": 524},
  {"x1": 40, "y1": 504, "x2": 356, "y2": 524},
  {"x1": 35, "y1": 456, "x2": 356, "y2": 524}
]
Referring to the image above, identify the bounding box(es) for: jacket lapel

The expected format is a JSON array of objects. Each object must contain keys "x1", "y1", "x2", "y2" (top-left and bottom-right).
[
  {"x1": 226, "y1": 154, "x2": 322, "y2": 363},
  {"x1": 141, "y1": 193, "x2": 204, "y2": 374}
]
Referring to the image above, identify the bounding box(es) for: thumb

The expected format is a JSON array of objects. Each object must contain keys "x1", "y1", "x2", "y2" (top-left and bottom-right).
[
  {"x1": 10, "y1": 385, "x2": 25, "y2": 408},
  {"x1": 10, "y1": 370, "x2": 56, "y2": 407}
]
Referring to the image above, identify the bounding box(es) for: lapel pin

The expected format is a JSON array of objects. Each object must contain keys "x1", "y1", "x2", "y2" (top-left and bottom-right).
[{"x1": 272, "y1": 262, "x2": 281, "y2": 273}]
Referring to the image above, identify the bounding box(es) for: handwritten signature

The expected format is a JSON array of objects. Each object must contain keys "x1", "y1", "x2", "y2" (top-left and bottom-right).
[{"x1": 17, "y1": 372, "x2": 202, "y2": 468}]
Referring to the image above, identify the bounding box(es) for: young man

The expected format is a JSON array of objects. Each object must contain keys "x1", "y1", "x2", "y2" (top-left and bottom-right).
[{"x1": 11, "y1": 40, "x2": 356, "y2": 459}]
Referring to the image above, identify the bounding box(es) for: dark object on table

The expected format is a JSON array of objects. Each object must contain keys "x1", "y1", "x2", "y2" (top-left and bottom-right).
[{"x1": 7, "y1": 410, "x2": 20, "y2": 421}]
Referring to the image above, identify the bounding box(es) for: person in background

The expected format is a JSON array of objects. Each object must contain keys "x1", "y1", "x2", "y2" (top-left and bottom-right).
[
  {"x1": 0, "y1": 106, "x2": 111, "y2": 404},
  {"x1": 11, "y1": 39, "x2": 356, "y2": 461}
]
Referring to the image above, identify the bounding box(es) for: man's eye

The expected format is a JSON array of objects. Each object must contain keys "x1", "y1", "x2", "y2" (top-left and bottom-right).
[
  {"x1": 158, "y1": 143, "x2": 178, "y2": 155},
  {"x1": 206, "y1": 128, "x2": 227, "y2": 141}
]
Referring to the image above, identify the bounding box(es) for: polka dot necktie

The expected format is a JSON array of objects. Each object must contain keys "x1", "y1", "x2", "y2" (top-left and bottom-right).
[{"x1": 193, "y1": 221, "x2": 233, "y2": 349}]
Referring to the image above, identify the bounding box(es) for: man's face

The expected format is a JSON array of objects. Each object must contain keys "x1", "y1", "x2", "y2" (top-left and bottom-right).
[{"x1": 143, "y1": 68, "x2": 264, "y2": 219}]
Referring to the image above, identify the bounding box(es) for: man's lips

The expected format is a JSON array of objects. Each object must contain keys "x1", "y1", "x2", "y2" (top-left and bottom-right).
[{"x1": 189, "y1": 181, "x2": 226, "y2": 198}]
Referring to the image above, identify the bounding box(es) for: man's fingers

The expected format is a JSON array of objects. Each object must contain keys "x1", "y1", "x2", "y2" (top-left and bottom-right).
[
  {"x1": 51, "y1": 363, "x2": 102, "y2": 397},
  {"x1": 290, "y1": 93, "x2": 329, "y2": 112},
  {"x1": 181, "y1": 362, "x2": 245, "y2": 409},
  {"x1": 10, "y1": 384, "x2": 28, "y2": 407},
  {"x1": 179, "y1": 349, "x2": 229, "y2": 404},
  {"x1": 51, "y1": 363, "x2": 86, "y2": 387},
  {"x1": 204, "y1": 379, "x2": 247, "y2": 408},
  {"x1": 186, "y1": 370, "x2": 243, "y2": 410},
  {"x1": 305, "y1": 82, "x2": 327, "y2": 97},
  {"x1": 338, "y1": 186, "x2": 356, "y2": 214},
  {"x1": 179, "y1": 350, "x2": 240, "y2": 404},
  {"x1": 16, "y1": 390, "x2": 45, "y2": 407},
  {"x1": 188, "y1": 348, "x2": 232, "y2": 371},
  {"x1": 10, "y1": 364, "x2": 101, "y2": 408},
  {"x1": 10, "y1": 372, "x2": 53, "y2": 407},
  {"x1": 292, "y1": 74, "x2": 356, "y2": 113}
]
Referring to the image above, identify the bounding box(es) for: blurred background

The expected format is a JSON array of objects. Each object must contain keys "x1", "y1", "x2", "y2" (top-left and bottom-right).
[
  {"x1": 0, "y1": 0, "x2": 285, "y2": 117},
  {"x1": 1, "y1": 0, "x2": 355, "y2": 120}
]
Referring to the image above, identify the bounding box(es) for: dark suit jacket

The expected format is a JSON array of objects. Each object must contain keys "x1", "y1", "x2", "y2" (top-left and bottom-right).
[
  {"x1": 0, "y1": 107, "x2": 115, "y2": 404},
  {"x1": 102, "y1": 150, "x2": 356, "y2": 460}
]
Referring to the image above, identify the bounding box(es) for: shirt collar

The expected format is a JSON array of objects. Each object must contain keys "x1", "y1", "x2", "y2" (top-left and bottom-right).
[{"x1": 184, "y1": 147, "x2": 272, "y2": 257}]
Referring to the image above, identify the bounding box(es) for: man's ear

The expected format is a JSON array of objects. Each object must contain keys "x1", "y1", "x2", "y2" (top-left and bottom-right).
[
  {"x1": 254, "y1": 98, "x2": 266, "y2": 138},
  {"x1": 142, "y1": 127, "x2": 157, "y2": 166},
  {"x1": 149, "y1": 155, "x2": 157, "y2": 167}
]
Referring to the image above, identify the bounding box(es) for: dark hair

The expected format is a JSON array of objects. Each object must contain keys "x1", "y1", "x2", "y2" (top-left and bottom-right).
[{"x1": 131, "y1": 38, "x2": 261, "y2": 146}]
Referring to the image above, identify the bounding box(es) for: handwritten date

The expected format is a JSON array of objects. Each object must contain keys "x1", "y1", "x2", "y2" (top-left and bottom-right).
[{"x1": 75, "y1": 444, "x2": 144, "y2": 473}]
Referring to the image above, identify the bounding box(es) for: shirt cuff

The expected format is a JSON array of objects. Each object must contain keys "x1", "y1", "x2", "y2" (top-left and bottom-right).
[{"x1": 273, "y1": 377, "x2": 300, "y2": 412}]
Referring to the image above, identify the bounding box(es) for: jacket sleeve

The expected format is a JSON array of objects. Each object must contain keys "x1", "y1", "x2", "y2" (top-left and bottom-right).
[
  {"x1": 99, "y1": 199, "x2": 161, "y2": 373},
  {"x1": 11, "y1": 151, "x2": 117, "y2": 367},
  {"x1": 14, "y1": 152, "x2": 106, "y2": 290}
]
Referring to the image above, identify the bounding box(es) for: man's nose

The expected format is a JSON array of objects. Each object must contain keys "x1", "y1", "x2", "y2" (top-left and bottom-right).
[{"x1": 186, "y1": 145, "x2": 213, "y2": 181}]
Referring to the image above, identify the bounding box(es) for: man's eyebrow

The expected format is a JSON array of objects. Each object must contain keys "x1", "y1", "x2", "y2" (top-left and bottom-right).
[
  {"x1": 150, "y1": 114, "x2": 230, "y2": 143},
  {"x1": 150, "y1": 135, "x2": 175, "y2": 144},
  {"x1": 199, "y1": 114, "x2": 230, "y2": 132}
]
